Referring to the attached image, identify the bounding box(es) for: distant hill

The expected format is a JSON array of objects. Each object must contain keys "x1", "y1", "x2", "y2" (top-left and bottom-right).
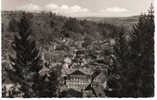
[
  {"x1": 77, "y1": 16, "x2": 139, "y2": 29},
  {"x1": 2, "y1": 11, "x2": 135, "y2": 51},
  {"x1": 2, "y1": 11, "x2": 124, "y2": 42}
]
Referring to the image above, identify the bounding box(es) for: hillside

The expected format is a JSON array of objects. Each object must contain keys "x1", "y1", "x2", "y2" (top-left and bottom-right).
[
  {"x1": 77, "y1": 16, "x2": 139, "y2": 30},
  {"x1": 2, "y1": 11, "x2": 137, "y2": 61},
  {"x1": 77, "y1": 16, "x2": 139, "y2": 25},
  {"x1": 2, "y1": 11, "x2": 129, "y2": 44},
  {"x1": 2, "y1": 11, "x2": 119, "y2": 88}
]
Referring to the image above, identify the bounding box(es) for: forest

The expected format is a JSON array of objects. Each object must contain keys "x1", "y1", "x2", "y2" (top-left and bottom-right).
[{"x1": 2, "y1": 4, "x2": 154, "y2": 97}]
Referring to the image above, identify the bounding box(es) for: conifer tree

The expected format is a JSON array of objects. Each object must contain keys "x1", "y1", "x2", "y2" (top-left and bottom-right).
[
  {"x1": 6, "y1": 12, "x2": 42, "y2": 97},
  {"x1": 35, "y1": 69, "x2": 59, "y2": 97},
  {"x1": 115, "y1": 28, "x2": 133, "y2": 97},
  {"x1": 106, "y1": 30, "x2": 126, "y2": 97},
  {"x1": 130, "y1": 4, "x2": 154, "y2": 97},
  {"x1": 8, "y1": 17, "x2": 19, "y2": 32}
]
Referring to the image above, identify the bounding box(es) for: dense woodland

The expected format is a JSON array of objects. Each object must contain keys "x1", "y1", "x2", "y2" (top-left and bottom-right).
[{"x1": 2, "y1": 4, "x2": 154, "y2": 97}]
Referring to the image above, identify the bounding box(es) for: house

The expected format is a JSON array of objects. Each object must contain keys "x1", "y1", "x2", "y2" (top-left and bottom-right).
[
  {"x1": 60, "y1": 69, "x2": 108, "y2": 97},
  {"x1": 65, "y1": 70, "x2": 91, "y2": 92},
  {"x1": 83, "y1": 70, "x2": 107, "y2": 97}
]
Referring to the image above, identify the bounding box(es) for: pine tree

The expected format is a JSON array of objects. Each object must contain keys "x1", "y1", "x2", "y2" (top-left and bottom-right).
[
  {"x1": 130, "y1": 4, "x2": 154, "y2": 97},
  {"x1": 6, "y1": 12, "x2": 42, "y2": 97},
  {"x1": 8, "y1": 17, "x2": 19, "y2": 32},
  {"x1": 35, "y1": 69, "x2": 59, "y2": 97},
  {"x1": 106, "y1": 27, "x2": 128, "y2": 97}
]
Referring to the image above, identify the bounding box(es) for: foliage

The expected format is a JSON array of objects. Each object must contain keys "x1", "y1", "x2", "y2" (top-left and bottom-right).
[
  {"x1": 36, "y1": 69, "x2": 59, "y2": 97},
  {"x1": 8, "y1": 18, "x2": 19, "y2": 32},
  {"x1": 129, "y1": 4, "x2": 154, "y2": 97},
  {"x1": 5, "y1": 12, "x2": 42, "y2": 97},
  {"x1": 59, "y1": 89, "x2": 83, "y2": 97},
  {"x1": 107, "y1": 4, "x2": 154, "y2": 97},
  {"x1": 4, "y1": 12, "x2": 58, "y2": 97}
]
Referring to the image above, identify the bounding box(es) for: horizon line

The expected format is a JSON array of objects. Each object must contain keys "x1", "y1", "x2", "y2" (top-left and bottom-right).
[{"x1": 1, "y1": 10, "x2": 140, "y2": 18}]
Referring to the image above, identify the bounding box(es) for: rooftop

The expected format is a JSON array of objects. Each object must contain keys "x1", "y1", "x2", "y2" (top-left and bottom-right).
[{"x1": 68, "y1": 70, "x2": 87, "y2": 76}]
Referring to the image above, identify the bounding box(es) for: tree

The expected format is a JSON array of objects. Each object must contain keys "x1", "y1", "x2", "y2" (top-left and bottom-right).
[
  {"x1": 109, "y1": 4, "x2": 154, "y2": 97},
  {"x1": 108, "y1": 4, "x2": 154, "y2": 97},
  {"x1": 105, "y1": 25, "x2": 136, "y2": 97},
  {"x1": 8, "y1": 17, "x2": 19, "y2": 32},
  {"x1": 130, "y1": 4, "x2": 154, "y2": 97},
  {"x1": 5, "y1": 12, "x2": 59, "y2": 97},
  {"x1": 106, "y1": 30, "x2": 125, "y2": 97},
  {"x1": 36, "y1": 69, "x2": 59, "y2": 97},
  {"x1": 59, "y1": 89, "x2": 83, "y2": 97},
  {"x1": 6, "y1": 12, "x2": 42, "y2": 97}
]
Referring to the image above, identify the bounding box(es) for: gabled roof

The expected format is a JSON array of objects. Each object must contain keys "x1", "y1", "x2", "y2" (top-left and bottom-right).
[
  {"x1": 91, "y1": 70, "x2": 101, "y2": 80},
  {"x1": 69, "y1": 70, "x2": 86, "y2": 75}
]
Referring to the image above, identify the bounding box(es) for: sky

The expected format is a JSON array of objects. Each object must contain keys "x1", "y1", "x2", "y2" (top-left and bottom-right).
[{"x1": 2, "y1": 0, "x2": 154, "y2": 17}]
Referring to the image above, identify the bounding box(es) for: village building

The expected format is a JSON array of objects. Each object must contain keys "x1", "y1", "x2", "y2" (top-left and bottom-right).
[
  {"x1": 60, "y1": 68, "x2": 108, "y2": 97},
  {"x1": 65, "y1": 70, "x2": 91, "y2": 91}
]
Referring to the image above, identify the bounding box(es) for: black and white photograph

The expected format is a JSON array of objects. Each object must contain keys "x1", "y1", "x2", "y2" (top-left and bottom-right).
[{"x1": 1, "y1": 0, "x2": 155, "y2": 98}]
